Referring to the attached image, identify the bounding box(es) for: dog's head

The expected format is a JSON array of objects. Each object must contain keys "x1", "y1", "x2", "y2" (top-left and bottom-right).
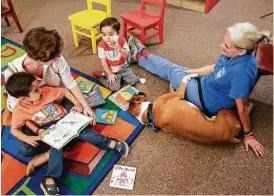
[
  {"x1": 128, "y1": 92, "x2": 147, "y2": 115},
  {"x1": 128, "y1": 92, "x2": 151, "y2": 124}
]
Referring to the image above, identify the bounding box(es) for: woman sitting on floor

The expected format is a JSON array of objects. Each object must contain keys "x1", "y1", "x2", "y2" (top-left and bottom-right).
[{"x1": 127, "y1": 22, "x2": 270, "y2": 157}]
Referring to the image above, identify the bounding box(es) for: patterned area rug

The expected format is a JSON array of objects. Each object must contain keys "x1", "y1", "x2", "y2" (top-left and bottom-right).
[{"x1": 1, "y1": 37, "x2": 144, "y2": 195}]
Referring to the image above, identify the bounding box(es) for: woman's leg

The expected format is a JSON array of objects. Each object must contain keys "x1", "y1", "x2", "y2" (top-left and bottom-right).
[
  {"x1": 138, "y1": 54, "x2": 190, "y2": 90},
  {"x1": 184, "y1": 79, "x2": 203, "y2": 111}
]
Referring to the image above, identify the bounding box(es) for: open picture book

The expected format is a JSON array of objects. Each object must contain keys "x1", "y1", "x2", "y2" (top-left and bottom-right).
[
  {"x1": 42, "y1": 112, "x2": 92, "y2": 150},
  {"x1": 108, "y1": 85, "x2": 139, "y2": 111}
]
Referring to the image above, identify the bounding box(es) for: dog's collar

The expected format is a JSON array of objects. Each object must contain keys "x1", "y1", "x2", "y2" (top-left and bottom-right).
[{"x1": 147, "y1": 103, "x2": 160, "y2": 132}]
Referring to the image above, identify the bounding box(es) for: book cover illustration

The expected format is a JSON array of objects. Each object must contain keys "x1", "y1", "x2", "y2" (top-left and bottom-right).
[
  {"x1": 108, "y1": 85, "x2": 139, "y2": 111},
  {"x1": 95, "y1": 109, "x2": 118, "y2": 125},
  {"x1": 77, "y1": 81, "x2": 95, "y2": 94},
  {"x1": 84, "y1": 85, "x2": 106, "y2": 107},
  {"x1": 109, "y1": 165, "x2": 136, "y2": 190}
]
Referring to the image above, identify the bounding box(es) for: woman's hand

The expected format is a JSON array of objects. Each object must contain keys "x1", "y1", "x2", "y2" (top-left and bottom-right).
[
  {"x1": 83, "y1": 107, "x2": 96, "y2": 126},
  {"x1": 244, "y1": 136, "x2": 265, "y2": 157},
  {"x1": 108, "y1": 73, "x2": 117, "y2": 85},
  {"x1": 70, "y1": 103, "x2": 83, "y2": 113}
]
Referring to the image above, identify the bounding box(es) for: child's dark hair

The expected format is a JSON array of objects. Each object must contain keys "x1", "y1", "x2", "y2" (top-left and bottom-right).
[
  {"x1": 100, "y1": 17, "x2": 120, "y2": 33},
  {"x1": 23, "y1": 27, "x2": 63, "y2": 62},
  {"x1": 5, "y1": 72, "x2": 36, "y2": 98}
]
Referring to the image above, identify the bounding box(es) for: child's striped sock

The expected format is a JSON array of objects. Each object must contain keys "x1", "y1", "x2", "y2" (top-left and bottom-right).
[
  {"x1": 141, "y1": 49, "x2": 150, "y2": 58},
  {"x1": 136, "y1": 54, "x2": 142, "y2": 62}
]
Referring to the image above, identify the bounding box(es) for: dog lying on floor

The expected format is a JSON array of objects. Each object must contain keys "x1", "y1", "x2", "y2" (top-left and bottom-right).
[{"x1": 128, "y1": 74, "x2": 242, "y2": 144}]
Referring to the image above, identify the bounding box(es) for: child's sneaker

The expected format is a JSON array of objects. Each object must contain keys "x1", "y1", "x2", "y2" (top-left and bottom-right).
[
  {"x1": 92, "y1": 71, "x2": 105, "y2": 78},
  {"x1": 112, "y1": 138, "x2": 129, "y2": 157},
  {"x1": 128, "y1": 36, "x2": 138, "y2": 64},
  {"x1": 132, "y1": 36, "x2": 146, "y2": 52}
]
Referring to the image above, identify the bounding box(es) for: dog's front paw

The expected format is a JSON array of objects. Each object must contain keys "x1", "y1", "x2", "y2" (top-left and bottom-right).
[{"x1": 182, "y1": 74, "x2": 198, "y2": 84}]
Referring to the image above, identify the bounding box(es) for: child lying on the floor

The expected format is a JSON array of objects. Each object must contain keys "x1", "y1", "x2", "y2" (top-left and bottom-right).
[
  {"x1": 93, "y1": 17, "x2": 140, "y2": 91},
  {"x1": 5, "y1": 72, "x2": 129, "y2": 195}
]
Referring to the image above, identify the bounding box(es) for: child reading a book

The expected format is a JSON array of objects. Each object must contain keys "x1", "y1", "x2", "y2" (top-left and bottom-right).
[
  {"x1": 5, "y1": 72, "x2": 130, "y2": 195},
  {"x1": 93, "y1": 17, "x2": 139, "y2": 91}
]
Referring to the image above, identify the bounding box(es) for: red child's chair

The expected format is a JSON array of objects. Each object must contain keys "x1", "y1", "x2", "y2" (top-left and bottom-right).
[
  {"x1": 121, "y1": 0, "x2": 166, "y2": 44},
  {"x1": 1, "y1": 0, "x2": 23, "y2": 33}
]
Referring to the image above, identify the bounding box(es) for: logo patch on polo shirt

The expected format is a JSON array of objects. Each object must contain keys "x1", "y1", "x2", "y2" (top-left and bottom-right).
[{"x1": 216, "y1": 68, "x2": 225, "y2": 78}]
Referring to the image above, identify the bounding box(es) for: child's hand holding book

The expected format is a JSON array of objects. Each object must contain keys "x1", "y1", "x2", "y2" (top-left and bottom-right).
[{"x1": 25, "y1": 135, "x2": 43, "y2": 147}]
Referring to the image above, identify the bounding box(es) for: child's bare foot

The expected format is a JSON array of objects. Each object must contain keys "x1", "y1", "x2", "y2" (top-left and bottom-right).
[{"x1": 26, "y1": 150, "x2": 50, "y2": 176}]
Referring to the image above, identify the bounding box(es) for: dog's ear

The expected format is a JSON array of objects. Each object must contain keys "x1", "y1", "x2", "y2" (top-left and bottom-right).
[
  {"x1": 129, "y1": 93, "x2": 147, "y2": 104},
  {"x1": 128, "y1": 92, "x2": 147, "y2": 114}
]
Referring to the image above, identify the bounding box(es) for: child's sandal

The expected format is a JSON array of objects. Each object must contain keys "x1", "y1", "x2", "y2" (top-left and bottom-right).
[{"x1": 40, "y1": 179, "x2": 60, "y2": 195}]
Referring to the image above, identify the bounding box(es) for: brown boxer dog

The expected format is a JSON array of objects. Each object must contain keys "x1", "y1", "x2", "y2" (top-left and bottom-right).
[{"x1": 128, "y1": 74, "x2": 241, "y2": 144}]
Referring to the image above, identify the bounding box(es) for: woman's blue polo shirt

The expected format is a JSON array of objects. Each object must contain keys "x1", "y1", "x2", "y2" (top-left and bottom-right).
[{"x1": 201, "y1": 53, "x2": 258, "y2": 115}]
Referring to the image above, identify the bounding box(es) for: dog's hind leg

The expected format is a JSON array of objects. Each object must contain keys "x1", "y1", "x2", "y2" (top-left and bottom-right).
[{"x1": 176, "y1": 74, "x2": 199, "y2": 99}]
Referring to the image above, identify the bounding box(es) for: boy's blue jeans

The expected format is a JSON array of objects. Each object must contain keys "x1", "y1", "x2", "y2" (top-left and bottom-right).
[
  {"x1": 138, "y1": 54, "x2": 203, "y2": 111},
  {"x1": 19, "y1": 99, "x2": 111, "y2": 179}
]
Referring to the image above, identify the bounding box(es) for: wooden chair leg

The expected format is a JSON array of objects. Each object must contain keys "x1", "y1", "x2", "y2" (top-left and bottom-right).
[
  {"x1": 71, "y1": 23, "x2": 79, "y2": 47},
  {"x1": 141, "y1": 28, "x2": 146, "y2": 44},
  {"x1": 11, "y1": 11, "x2": 23, "y2": 33},
  {"x1": 4, "y1": 17, "x2": 10, "y2": 26},
  {"x1": 123, "y1": 20, "x2": 127, "y2": 39},
  {"x1": 159, "y1": 23, "x2": 164, "y2": 44},
  {"x1": 90, "y1": 28, "x2": 97, "y2": 54}
]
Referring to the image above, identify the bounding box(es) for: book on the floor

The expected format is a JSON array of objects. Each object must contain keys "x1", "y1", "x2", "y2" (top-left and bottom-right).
[
  {"x1": 109, "y1": 165, "x2": 137, "y2": 190},
  {"x1": 108, "y1": 85, "x2": 139, "y2": 111},
  {"x1": 42, "y1": 112, "x2": 92, "y2": 150},
  {"x1": 95, "y1": 109, "x2": 118, "y2": 125},
  {"x1": 77, "y1": 81, "x2": 95, "y2": 94},
  {"x1": 84, "y1": 85, "x2": 106, "y2": 107}
]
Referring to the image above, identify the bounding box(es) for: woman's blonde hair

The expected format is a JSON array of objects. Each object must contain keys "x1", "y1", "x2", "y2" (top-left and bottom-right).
[{"x1": 227, "y1": 22, "x2": 271, "y2": 53}]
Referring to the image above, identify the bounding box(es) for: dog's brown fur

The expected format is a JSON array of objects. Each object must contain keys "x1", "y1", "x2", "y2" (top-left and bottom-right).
[{"x1": 128, "y1": 80, "x2": 241, "y2": 144}]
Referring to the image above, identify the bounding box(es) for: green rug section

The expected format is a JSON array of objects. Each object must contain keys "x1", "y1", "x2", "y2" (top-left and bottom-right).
[{"x1": 1, "y1": 43, "x2": 25, "y2": 67}]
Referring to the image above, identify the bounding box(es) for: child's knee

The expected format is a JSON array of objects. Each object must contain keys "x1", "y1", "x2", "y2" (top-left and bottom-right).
[
  {"x1": 19, "y1": 146, "x2": 36, "y2": 157},
  {"x1": 126, "y1": 76, "x2": 139, "y2": 86},
  {"x1": 109, "y1": 84, "x2": 121, "y2": 92}
]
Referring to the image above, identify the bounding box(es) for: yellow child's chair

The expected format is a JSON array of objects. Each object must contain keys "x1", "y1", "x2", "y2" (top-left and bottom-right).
[{"x1": 68, "y1": 0, "x2": 111, "y2": 54}]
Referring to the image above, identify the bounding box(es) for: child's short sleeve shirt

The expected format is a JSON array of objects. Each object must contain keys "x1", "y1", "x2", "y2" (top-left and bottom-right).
[
  {"x1": 98, "y1": 37, "x2": 129, "y2": 73},
  {"x1": 11, "y1": 86, "x2": 67, "y2": 128}
]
